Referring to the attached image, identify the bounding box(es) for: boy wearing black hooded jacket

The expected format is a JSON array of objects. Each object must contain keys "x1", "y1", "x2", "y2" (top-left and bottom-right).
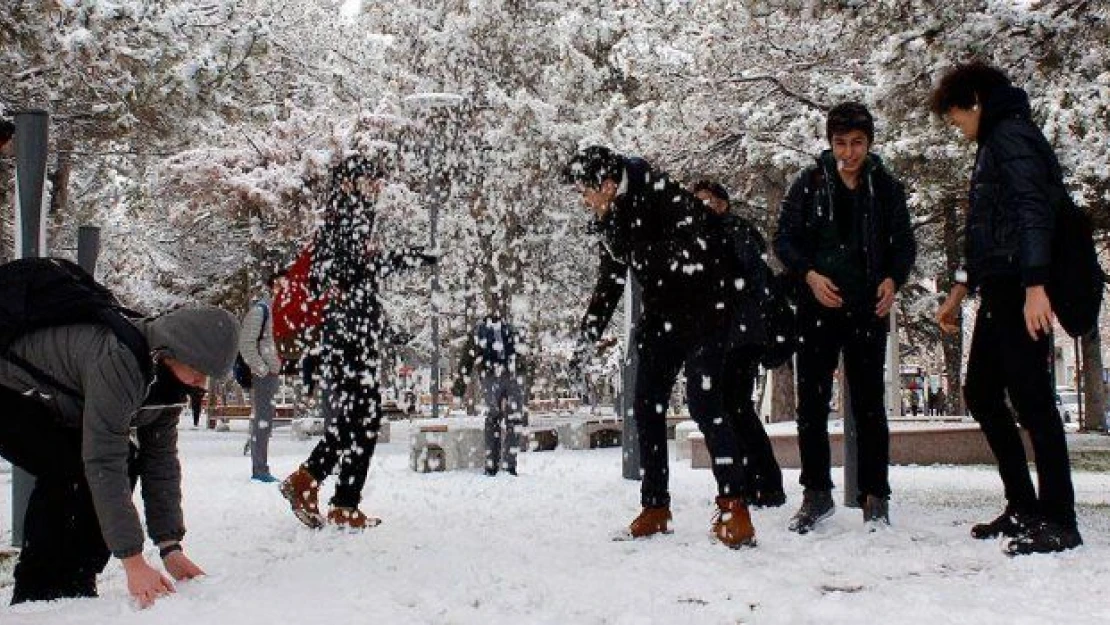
[{"x1": 774, "y1": 103, "x2": 916, "y2": 534}]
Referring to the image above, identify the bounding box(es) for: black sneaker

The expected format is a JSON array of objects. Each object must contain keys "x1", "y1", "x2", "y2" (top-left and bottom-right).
[
  {"x1": 1004, "y1": 521, "x2": 1083, "y2": 556},
  {"x1": 862, "y1": 495, "x2": 890, "y2": 528},
  {"x1": 971, "y1": 506, "x2": 1037, "y2": 540},
  {"x1": 484, "y1": 468, "x2": 498, "y2": 477},
  {"x1": 788, "y1": 489, "x2": 834, "y2": 534}
]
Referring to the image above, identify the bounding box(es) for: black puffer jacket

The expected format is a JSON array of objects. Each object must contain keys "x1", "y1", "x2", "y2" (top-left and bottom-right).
[
  {"x1": 965, "y1": 86, "x2": 1062, "y2": 289},
  {"x1": 774, "y1": 152, "x2": 915, "y2": 296},
  {"x1": 579, "y1": 158, "x2": 731, "y2": 343},
  {"x1": 706, "y1": 211, "x2": 768, "y2": 348}
]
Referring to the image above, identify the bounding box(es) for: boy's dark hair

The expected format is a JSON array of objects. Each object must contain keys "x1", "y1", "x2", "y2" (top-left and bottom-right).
[
  {"x1": 826, "y1": 102, "x2": 875, "y2": 144},
  {"x1": 929, "y1": 62, "x2": 1012, "y2": 116},
  {"x1": 561, "y1": 145, "x2": 624, "y2": 189},
  {"x1": 0, "y1": 119, "x2": 14, "y2": 144},
  {"x1": 266, "y1": 268, "x2": 288, "y2": 289},
  {"x1": 691, "y1": 180, "x2": 730, "y2": 205}
]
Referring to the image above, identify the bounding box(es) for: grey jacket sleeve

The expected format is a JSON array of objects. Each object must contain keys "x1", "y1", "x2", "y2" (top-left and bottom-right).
[
  {"x1": 81, "y1": 345, "x2": 149, "y2": 558},
  {"x1": 136, "y1": 411, "x2": 186, "y2": 545},
  {"x1": 238, "y1": 303, "x2": 274, "y2": 376}
]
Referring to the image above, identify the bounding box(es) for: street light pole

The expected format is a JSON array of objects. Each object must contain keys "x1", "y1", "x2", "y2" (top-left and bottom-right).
[
  {"x1": 401, "y1": 93, "x2": 464, "y2": 419},
  {"x1": 11, "y1": 110, "x2": 50, "y2": 547}
]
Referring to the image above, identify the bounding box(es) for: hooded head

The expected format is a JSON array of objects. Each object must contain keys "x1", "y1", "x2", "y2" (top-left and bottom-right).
[{"x1": 145, "y1": 306, "x2": 240, "y2": 379}]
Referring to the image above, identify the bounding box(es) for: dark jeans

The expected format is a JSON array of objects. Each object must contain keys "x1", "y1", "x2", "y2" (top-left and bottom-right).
[
  {"x1": 0, "y1": 386, "x2": 135, "y2": 604},
  {"x1": 303, "y1": 365, "x2": 384, "y2": 508},
  {"x1": 725, "y1": 346, "x2": 783, "y2": 497},
  {"x1": 795, "y1": 301, "x2": 890, "y2": 500},
  {"x1": 481, "y1": 370, "x2": 524, "y2": 473},
  {"x1": 965, "y1": 279, "x2": 1076, "y2": 528},
  {"x1": 634, "y1": 316, "x2": 746, "y2": 508}
]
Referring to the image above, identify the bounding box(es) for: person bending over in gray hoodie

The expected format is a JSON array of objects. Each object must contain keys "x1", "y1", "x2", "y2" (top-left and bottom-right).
[{"x1": 0, "y1": 306, "x2": 239, "y2": 608}]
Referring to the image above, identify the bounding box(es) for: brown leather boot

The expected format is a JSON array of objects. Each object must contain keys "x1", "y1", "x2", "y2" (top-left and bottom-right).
[
  {"x1": 712, "y1": 497, "x2": 756, "y2": 548},
  {"x1": 280, "y1": 466, "x2": 324, "y2": 529},
  {"x1": 627, "y1": 506, "x2": 673, "y2": 538},
  {"x1": 327, "y1": 506, "x2": 383, "y2": 530}
]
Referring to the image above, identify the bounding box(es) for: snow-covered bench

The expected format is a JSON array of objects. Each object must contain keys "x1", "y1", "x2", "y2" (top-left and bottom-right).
[{"x1": 410, "y1": 423, "x2": 485, "y2": 472}]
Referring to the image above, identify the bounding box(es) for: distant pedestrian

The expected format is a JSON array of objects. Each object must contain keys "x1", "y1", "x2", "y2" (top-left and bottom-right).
[
  {"x1": 239, "y1": 270, "x2": 287, "y2": 483},
  {"x1": 454, "y1": 300, "x2": 529, "y2": 476}
]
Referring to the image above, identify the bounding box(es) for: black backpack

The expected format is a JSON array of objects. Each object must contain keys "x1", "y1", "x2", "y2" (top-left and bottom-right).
[
  {"x1": 233, "y1": 303, "x2": 269, "y2": 390},
  {"x1": 1047, "y1": 195, "x2": 1106, "y2": 338},
  {"x1": 731, "y1": 217, "x2": 798, "y2": 369},
  {"x1": 0, "y1": 257, "x2": 152, "y2": 398}
]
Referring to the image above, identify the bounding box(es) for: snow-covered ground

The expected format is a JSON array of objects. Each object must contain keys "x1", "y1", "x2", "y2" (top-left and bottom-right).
[{"x1": 2, "y1": 420, "x2": 1109, "y2": 625}]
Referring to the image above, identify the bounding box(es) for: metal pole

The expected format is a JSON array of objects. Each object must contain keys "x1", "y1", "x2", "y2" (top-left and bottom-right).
[
  {"x1": 887, "y1": 306, "x2": 901, "y2": 418},
  {"x1": 430, "y1": 179, "x2": 441, "y2": 418},
  {"x1": 621, "y1": 272, "x2": 643, "y2": 480},
  {"x1": 1074, "y1": 336, "x2": 1083, "y2": 425},
  {"x1": 842, "y1": 357, "x2": 859, "y2": 508},
  {"x1": 77, "y1": 226, "x2": 101, "y2": 273},
  {"x1": 401, "y1": 94, "x2": 464, "y2": 418},
  {"x1": 11, "y1": 110, "x2": 50, "y2": 547}
]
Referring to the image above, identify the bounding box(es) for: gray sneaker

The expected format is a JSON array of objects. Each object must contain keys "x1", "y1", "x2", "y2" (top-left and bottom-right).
[{"x1": 788, "y1": 489, "x2": 835, "y2": 534}]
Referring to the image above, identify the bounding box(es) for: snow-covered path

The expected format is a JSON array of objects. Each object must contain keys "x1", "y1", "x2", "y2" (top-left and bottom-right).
[{"x1": 2, "y1": 420, "x2": 1109, "y2": 624}]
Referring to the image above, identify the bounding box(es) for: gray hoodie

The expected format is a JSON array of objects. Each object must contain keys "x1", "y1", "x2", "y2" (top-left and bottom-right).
[{"x1": 0, "y1": 306, "x2": 239, "y2": 558}]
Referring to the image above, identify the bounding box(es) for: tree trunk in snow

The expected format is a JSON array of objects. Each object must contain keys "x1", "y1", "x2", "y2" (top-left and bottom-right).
[
  {"x1": 941, "y1": 195, "x2": 965, "y2": 415},
  {"x1": 769, "y1": 359, "x2": 795, "y2": 423},
  {"x1": 1080, "y1": 328, "x2": 1107, "y2": 432}
]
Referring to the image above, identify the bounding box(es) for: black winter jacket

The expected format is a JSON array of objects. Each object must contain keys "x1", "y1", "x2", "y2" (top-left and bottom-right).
[
  {"x1": 965, "y1": 86, "x2": 1062, "y2": 289},
  {"x1": 579, "y1": 158, "x2": 732, "y2": 343},
  {"x1": 706, "y1": 211, "x2": 769, "y2": 348},
  {"x1": 311, "y1": 192, "x2": 435, "y2": 378},
  {"x1": 774, "y1": 152, "x2": 915, "y2": 299}
]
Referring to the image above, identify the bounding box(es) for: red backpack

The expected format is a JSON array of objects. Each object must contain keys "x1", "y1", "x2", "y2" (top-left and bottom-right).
[{"x1": 272, "y1": 244, "x2": 327, "y2": 341}]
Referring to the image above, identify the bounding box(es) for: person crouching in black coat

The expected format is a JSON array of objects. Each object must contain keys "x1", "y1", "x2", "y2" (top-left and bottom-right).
[
  {"x1": 932, "y1": 62, "x2": 1082, "y2": 555},
  {"x1": 563, "y1": 146, "x2": 756, "y2": 549},
  {"x1": 691, "y1": 180, "x2": 785, "y2": 508}
]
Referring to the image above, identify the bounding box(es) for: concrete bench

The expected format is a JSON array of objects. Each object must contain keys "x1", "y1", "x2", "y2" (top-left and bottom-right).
[
  {"x1": 521, "y1": 426, "x2": 559, "y2": 452},
  {"x1": 207, "y1": 405, "x2": 294, "y2": 429},
  {"x1": 410, "y1": 423, "x2": 485, "y2": 472},
  {"x1": 674, "y1": 421, "x2": 699, "y2": 460},
  {"x1": 666, "y1": 414, "x2": 689, "y2": 440},
  {"x1": 689, "y1": 423, "x2": 1034, "y2": 469},
  {"x1": 555, "y1": 418, "x2": 623, "y2": 450}
]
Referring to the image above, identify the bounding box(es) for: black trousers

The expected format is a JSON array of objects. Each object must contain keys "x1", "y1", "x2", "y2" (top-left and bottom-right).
[
  {"x1": 634, "y1": 316, "x2": 746, "y2": 508},
  {"x1": 304, "y1": 356, "x2": 384, "y2": 509},
  {"x1": 964, "y1": 279, "x2": 1076, "y2": 528},
  {"x1": 725, "y1": 346, "x2": 783, "y2": 498},
  {"x1": 0, "y1": 386, "x2": 135, "y2": 604},
  {"x1": 795, "y1": 301, "x2": 890, "y2": 500}
]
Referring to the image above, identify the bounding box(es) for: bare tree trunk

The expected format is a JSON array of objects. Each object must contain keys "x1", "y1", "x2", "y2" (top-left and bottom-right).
[
  {"x1": 49, "y1": 135, "x2": 73, "y2": 219},
  {"x1": 1080, "y1": 328, "x2": 1107, "y2": 432},
  {"x1": 940, "y1": 195, "x2": 965, "y2": 415},
  {"x1": 0, "y1": 159, "x2": 12, "y2": 263},
  {"x1": 769, "y1": 359, "x2": 795, "y2": 423}
]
